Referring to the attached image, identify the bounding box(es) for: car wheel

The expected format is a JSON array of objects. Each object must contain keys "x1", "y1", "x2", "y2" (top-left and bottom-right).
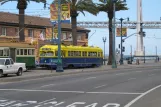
[
  {"x1": 17, "y1": 68, "x2": 22, "y2": 76},
  {"x1": 3, "y1": 74, "x2": 8, "y2": 77},
  {"x1": 0, "y1": 70, "x2": 3, "y2": 78}
]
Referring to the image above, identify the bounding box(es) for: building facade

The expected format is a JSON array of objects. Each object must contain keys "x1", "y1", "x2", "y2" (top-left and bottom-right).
[{"x1": 0, "y1": 12, "x2": 90, "y2": 61}]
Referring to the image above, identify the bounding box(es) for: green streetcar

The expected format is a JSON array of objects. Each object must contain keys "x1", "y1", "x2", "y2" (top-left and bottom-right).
[{"x1": 0, "y1": 42, "x2": 36, "y2": 69}]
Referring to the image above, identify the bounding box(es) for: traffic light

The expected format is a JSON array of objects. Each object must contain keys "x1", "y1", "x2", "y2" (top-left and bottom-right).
[
  {"x1": 119, "y1": 44, "x2": 120, "y2": 49},
  {"x1": 122, "y1": 46, "x2": 125, "y2": 52},
  {"x1": 143, "y1": 31, "x2": 146, "y2": 37},
  {"x1": 139, "y1": 31, "x2": 146, "y2": 37}
]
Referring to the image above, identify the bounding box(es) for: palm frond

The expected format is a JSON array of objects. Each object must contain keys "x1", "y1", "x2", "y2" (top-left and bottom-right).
[
  {"x1": 97, "y1": 0, "x2": 128, "y2": 13},
  {"x1": 52, "y1": 0, "x2": 70, "y2": 4},
  {"x1": 0, "y1": 0, "x2": 16, "y2": 5},
  {"x1": 0, "y1": 0, "x2": 47, "y2": 8},
  {"x1": 76, "y1": 0, "x2": 98, "y2": 16}
]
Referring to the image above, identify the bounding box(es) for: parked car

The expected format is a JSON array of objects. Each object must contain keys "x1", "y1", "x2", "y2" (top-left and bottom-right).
[{"x1": 0, "y1": 58, "x2": 26, "y2": 77}]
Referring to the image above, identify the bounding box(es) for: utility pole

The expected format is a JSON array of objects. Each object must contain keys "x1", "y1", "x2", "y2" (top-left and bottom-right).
[
  {"x1": 156, "y1": 46, "x2": 157, "y2": 62},
  {"x1": 144, "y1": 46, "x2": 145, "y2": 63},
  {"x1": 119, "y1": 17, "x2": 129, "y2": 65},
  {"x1": 112, "y1": 0, "x2": 126, "y2": 68},
  {"x1": 56, "y1": 0, "x2": 64, "y2": 72},
  {"x1": 102, "y1": 37, "x2": 107, "y2": 65},
  {"x1": 131, "y1": 45, "x2": 132, "y2": 62},
  {"x1": 112, "y1": 0, "x2": 117, "y2": 68}
]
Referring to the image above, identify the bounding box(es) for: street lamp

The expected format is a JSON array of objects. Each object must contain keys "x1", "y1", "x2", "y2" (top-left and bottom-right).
[
  {"x1": 118, "y1": 17, "x2": 129, "y2": 65},
  {"x1": 102, "y1": 37, "x2": 107, "y2": 65},
  {"x1": 56, "y1": 0, "x2": 64, "y2": 72},
  {"x1": 112, "y1": 0, "x2": 126, "y2": 68}
]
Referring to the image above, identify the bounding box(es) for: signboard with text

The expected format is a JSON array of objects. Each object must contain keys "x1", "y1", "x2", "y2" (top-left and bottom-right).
[
  {"x1": 116, "y1": 28, "x2": 127, "y2": 37},
  {"x1": 50, "y1": 3, "x2": 70, "y2": 25}
]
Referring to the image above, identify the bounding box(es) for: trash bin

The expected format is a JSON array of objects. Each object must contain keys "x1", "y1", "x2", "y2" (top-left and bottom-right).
[{"x1": 127, "y1": 60, "x2": 132, "y2": 64}]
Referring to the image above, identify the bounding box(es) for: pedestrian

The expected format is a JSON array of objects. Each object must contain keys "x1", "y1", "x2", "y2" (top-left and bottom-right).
[
  {"x1": 136, "y1": 58, "x2": 139, "y2": 65},
  {"x1": 158, "y1": 57, "x2": 159, "y2": 62}
]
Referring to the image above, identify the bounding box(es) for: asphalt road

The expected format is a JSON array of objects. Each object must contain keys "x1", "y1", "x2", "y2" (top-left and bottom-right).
[{"x1": 0, "y1": 66, "x2": 161, "y2": 107}]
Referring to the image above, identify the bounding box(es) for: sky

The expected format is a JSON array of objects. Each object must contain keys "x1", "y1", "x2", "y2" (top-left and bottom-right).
[{"x1": 0, "y1": 0, "x2": 161, "y2": 55}]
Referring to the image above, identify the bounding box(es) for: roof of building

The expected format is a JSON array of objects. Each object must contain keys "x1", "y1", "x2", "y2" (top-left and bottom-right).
[{"x1": 0, "y1": 11, "x2": 90, "y2": 32}]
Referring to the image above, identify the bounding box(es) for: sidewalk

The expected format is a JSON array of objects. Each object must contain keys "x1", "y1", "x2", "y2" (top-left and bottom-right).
[{"x1": 0, "y1": 61, "x2": 161, "y2": 83}]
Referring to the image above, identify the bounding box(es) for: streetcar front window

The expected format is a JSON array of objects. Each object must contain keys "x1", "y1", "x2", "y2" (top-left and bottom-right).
[
  {"x1": 40, "y1": 52, "x2": 46, "y2": 56},
  {"x1": 40, "y1": 51, "x2": 54, "y2": 57},
  {"x1": 46, "y1": 51, "x2": 54, "y2": 56}
]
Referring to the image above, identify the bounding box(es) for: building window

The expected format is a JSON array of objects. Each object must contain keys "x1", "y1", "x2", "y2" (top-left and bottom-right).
[
  {"x1": 1, "y1": 27, "x2": 6, "y2": 36},
  {"x1": 77, "y1": 33, "x2": 82, "y2": 40},
  {"x1": 68, "y1": 33, "x2": 72, "y2": 41},
  {"x1": 62, "y1": 32, "x2": 66, "y2": 40},
  {"x1": 40, "y1": 30, "x2": 45, "y2": 38},
  {"x1": 28, "y1": 29, "x2": 33, "y2": 37}
]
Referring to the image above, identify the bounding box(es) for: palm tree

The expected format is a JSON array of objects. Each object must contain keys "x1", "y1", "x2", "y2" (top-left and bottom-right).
[
  {"x1": 97, "y1": 0, "x2": 128, "y2": 65},
  {"x1": 53, "y1": 0, "x2": 98, "y2": 46},
  {"x1": 0, "y1": 0, "x2": 46, "y2": 42}
]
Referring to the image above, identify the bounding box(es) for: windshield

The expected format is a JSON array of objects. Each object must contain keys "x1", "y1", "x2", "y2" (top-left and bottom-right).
[
  {"x1": 0, "y1": 59, "x2": 5, "y2": 65},
  {"x1": 40, "y1": 51, "x2": 54, "y2": 57}
]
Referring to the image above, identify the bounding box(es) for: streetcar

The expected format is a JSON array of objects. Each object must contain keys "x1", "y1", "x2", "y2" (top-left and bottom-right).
[
  {"x1": 0, "y1": 42, "x2": 36, "y2": 69},
  {"x1": 39, "y1": 44, "x2": 103, "y2": 69}
]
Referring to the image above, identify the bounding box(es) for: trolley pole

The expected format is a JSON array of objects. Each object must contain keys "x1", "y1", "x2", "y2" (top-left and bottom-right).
[
  {"x1": 56, "y1": 0, "x2": 64, "y2": 72},
  {"x1": 102, "y1": 37, "x2": 107, "y2": 65}
]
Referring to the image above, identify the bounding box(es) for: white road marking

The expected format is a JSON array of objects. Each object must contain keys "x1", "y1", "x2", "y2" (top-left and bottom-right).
[
  {"x1": 87, "y1": 92, "x2": 143, "y2": 95},
  {"x1": 124, "y1": 84, "x2": 161, "y2": 107},
  {"x1": 41, "y1": 84, "x2": 56, "y2": 88},
  {"x1": 26, "y1": 101, "x2": 37, "y2": 104},
  {"x1": 38, "y1": 98, "x2": 56, "y2": 104},
  {"x1": 103, "y1": 103, "x2": 120, "y2": 107},
  {"x1": 85, "y1": 77, "x2": 96, "y2": 80},
  {"x1": 0, "y1": 89, "x2": 85, "y2": 94},
  {"x1": 94, "y1": 85, "x2": 107, "y2": 89},
  {"x1": 128, "y1": 78, "x2": 136, "y2": 81},
  {"x1": 0, "y1": 89, "x2": 143, "y2": 95}
]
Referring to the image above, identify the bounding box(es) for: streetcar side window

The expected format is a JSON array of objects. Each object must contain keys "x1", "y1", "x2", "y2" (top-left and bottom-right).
[
  {"x1": 68, "y1": 51, "x2": 71, "y2": 56},
  {"x1": 17, "y1": 49, "x2": 19, "y2": 55},
  {"x1": 20, "y1": 49, "x2": 24, "y2": 55},
  {"x1": 98, "y1": 52, "x2": 100, "y2": 57},
  {"x1": 31, "y1": 49, "x2": 34, "y2": 55},
  {"x1": 4, "y1": 49, "x2": 9, "y2": 56},
  {"x1": 82, "y1": 51, "x2": 87, "y2": 57},
  {"x1": 0, "y1": 50, "x2": 3, "y2": 56},
  {"x1": 28, "y1": 49, "x2": 32, "y2": 55},
  {"x1": 24, "y1": 49, "x2": 27, "y2": 55},
  {"x1": 88, "y1": 52, "x2": 97, "y2": 57}
]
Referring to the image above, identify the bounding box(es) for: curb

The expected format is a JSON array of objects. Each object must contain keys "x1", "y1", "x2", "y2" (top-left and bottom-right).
[{"x1": 0, "y1": 65, "x2": 160, "y2": 83}]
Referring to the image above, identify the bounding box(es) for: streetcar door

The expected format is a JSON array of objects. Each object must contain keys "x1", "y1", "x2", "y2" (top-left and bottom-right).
[{"x1": 10, "y1": 48, "x2": 16, "y2": 62}]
